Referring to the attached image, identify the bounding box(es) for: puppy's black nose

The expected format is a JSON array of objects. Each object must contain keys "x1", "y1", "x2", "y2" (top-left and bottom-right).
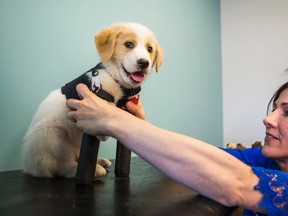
[{"x1": 137, "y1": 58, "x2": 149, "y2": 70}]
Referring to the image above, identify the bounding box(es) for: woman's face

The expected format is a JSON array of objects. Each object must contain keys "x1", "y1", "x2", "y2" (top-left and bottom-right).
[{"x1": 262, "y1": 88, "x2": 288, "y2": 160}]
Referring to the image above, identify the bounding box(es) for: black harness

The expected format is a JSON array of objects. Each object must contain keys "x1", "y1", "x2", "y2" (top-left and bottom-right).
[{"x1": 61, "y1": 63, "x2": 141, "y2": 105}]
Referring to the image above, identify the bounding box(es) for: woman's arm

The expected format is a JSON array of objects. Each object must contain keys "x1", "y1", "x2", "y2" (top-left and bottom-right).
[{"x1": 66, "y1": 84, "x2": 264, "y2": 212}]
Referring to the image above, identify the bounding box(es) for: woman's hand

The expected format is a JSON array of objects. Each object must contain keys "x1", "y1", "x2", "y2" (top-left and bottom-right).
[
  {"x1": 66, "y1": 83, "x2": 146, "y2": 136},
  {"x1": 66, "y1": 83, "x2": 120, "y2": 136}
]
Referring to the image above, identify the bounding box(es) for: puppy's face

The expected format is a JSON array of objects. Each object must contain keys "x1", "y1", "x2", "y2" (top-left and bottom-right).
[{"x1": 95, "y1": 23, "x2": 163, "y2": 88}]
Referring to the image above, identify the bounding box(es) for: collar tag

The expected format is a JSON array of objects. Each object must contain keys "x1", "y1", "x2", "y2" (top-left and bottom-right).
[{"x1": 129, "y1": 94, "x2": 140, "y2": 105}]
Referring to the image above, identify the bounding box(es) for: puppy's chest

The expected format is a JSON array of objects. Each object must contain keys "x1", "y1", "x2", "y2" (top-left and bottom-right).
[
  {"x1": 92, "y1": 69, "x2": 123, "y2": 103},
  {"x1": 61, "y1": 64, "x2": 141, "y2": 107}
]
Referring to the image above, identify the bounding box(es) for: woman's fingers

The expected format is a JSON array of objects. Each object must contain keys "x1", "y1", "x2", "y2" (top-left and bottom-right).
[
  {"x1": 126, "y1": 100, "x2": 146, "y2": 120},
  {"x1": 67, "y1": 110, "x2": 77, "y2": 122},
  {"x1": 66, "y1": 99, "x2": 80, "y2": 111},
  {"x1": 76, "y1": 83, "x2": 93, "y2": 99}
]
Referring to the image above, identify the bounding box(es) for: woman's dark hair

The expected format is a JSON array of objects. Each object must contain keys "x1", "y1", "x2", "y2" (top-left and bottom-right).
[{"x1": 267, "y1": 82, "x2": 288, "y2": 114}]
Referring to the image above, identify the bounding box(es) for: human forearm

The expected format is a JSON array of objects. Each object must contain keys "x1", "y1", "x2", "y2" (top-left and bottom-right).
[{"x1": 107, "y1": 116, "x2": 263, "y2": 210}]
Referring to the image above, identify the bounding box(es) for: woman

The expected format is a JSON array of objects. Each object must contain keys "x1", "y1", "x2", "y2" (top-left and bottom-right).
[{"x1": 66, "y1": 82, "x2": 288, "y2": 215}]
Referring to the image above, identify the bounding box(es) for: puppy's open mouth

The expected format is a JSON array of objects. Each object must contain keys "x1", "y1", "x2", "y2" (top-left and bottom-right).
[{"x1": 122, "y1": 65, "x2": 145, "y2": 83}]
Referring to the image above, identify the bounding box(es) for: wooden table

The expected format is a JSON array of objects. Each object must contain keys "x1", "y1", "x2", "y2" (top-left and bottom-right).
[{"x1": 0, "y1": 157, "x2": 235, "y2": 216}]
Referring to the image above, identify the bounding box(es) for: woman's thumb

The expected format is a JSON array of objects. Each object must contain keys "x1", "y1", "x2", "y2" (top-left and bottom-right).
[{"x1": 76, "y1": 83, "x2": 93, "y2": 99}]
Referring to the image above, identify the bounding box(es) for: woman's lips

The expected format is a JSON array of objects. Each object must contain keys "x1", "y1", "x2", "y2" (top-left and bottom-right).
[{"x1": 265, "y1": 132, "x2": 279, "y2": 141}]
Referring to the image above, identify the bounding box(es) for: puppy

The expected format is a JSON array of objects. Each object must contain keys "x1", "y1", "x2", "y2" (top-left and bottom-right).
[{"x1": 23, "y1": 22, "x2": 163, "y2": 178}]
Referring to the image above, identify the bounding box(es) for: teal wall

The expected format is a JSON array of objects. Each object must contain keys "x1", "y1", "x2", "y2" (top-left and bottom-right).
[{"x1": 0, "y1": 0, "x2": 222, "y2": 172}]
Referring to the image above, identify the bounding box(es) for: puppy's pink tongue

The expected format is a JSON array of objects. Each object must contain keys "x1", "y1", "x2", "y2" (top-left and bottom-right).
[{"x1": 131, "y1": 72, "x2": 145, "y2": 82}]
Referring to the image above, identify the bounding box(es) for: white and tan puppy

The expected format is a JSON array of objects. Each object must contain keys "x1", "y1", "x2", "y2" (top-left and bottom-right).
[{"x1": 23, "y1": 22, "x2": 163, "y2": 178}]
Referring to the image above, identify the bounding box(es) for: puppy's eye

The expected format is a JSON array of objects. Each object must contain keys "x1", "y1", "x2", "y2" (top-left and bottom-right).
[
  {"x1": 124, "y1": 42, "x2": 134, "y2": 49},
  {"x1": 147, "y1": 46, "x2": 153, "y2": 53}
]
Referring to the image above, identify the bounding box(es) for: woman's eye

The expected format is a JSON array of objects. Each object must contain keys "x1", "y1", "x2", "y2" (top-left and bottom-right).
[
  {"x1": 284, "y1": 110, "x2": 288, "y2": 116},
  {"x1": 124, "y1": 42, "x2": 134, "y2": 49}
]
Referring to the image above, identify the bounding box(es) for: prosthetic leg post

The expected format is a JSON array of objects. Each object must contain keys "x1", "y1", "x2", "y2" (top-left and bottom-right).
[
  {"x1": 114, "y1": 95, "x2": 140, "y2": 177},
  {"x1": 115, "y1": 140, "x2": 131, "y2": 177},
  {"x1": 76, "y1": 134, "x2": 100, "y2": 185}
]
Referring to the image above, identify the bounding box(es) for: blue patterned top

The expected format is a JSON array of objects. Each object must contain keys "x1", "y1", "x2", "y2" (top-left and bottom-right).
[{"x1": 221, "y1": 148, "x2": 288, "y2": 215}]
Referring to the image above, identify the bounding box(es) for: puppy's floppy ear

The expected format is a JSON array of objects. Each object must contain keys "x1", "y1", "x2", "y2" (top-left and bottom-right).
[
  {"x1": 155, "y1": 44, "x2": 163, "y2": 72},
  {"x1": 95, "y1": 25, "x2": 123, "y2": 62}
]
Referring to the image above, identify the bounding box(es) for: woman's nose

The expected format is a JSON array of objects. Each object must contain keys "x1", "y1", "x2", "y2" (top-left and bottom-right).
[{"x1": 263, "y1": 111, "x2": 278, "y2": 128}]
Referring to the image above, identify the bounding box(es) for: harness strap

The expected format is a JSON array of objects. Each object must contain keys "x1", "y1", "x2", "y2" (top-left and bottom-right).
[
  {"x1": 117, "y1": 86, "x2": 141, "y2": 108},
  {"x1": 61, "y1": 63, "x2": 141, "y2": 105},
  {"x1": 92, "y1": 86, "x2": 115, "y2": 103}
]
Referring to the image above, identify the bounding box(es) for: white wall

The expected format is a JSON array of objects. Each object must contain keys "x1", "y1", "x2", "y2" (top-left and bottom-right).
[{"x1": 221, "y1": 0, "x2": 288, "y2": 146}]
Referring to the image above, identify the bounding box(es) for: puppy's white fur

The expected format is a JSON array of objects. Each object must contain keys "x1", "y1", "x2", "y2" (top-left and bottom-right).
[{"x1": 23, "y1": 22, "x2": 163, "y2": 178}]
